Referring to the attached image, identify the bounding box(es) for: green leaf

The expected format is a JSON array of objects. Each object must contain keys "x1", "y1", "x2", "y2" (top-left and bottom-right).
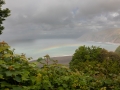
[
  {"x1": 62, "y1": 84, "x2": 68, "y2": 88},
  {"x1": 12, "y1": 86, "x2": 23, "y2": 90},
  {"x1": 3, "y1": 53, "x2": 12, "y2": 57},
  {"x1": 22, "y1": 76, "x2": 28, "y2": 81},
  {"x1": 58, "y1": 87, "x2": 64, "y2": 90},
  {"x1": 104, "y1": 79, "x2": 112, "y2": 85},
  {"x1": 0, "y1": 74, "x2": 3, "y2": 79},
  {"x1": 63, "y1": 76, "x2": 69, "y2": 81},
  {"x1": 0, "y1": 60, "x2": 5, "y2": 64},
  {"x1": 12, "y1": 71, "x2": 21, "y2": 76},
  {"x1": 13, "y1": 76, "x2": 22, "y2": 82},
  {"x1": 5, "y1": 71, "x2": 13, "y2": 76},
  {"x1": 13, "y1": 64, "x2": 21, "y2": 69},
  {"x1": 4, "y1": 88, "x2": 10, "y2": 90},
  {"x1": 1, "y1": 81, "x2": 11, "y2": 88},
  {"x1": 30, "y1": 76, "x2": 36, "y2": 84}
]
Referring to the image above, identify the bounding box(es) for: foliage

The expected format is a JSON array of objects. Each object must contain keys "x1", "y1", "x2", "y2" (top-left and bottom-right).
[
  {"x1": 70, "y1": 59, "x2": 120, "y2": 76},
  {"x1": 69, "y1": 45, "x2": 120, "y2": 89},
  {"x1": 70, "y1": 45, "x2": 120, "y2": 69},
  {"x1": 0, "y1": 0, "x2": 10, "y2": 34},
  {"x1": 0, "y1": 41, "x2": 40, "y2": 90},
  {"x1": 0, "y1": 42, "x2": 120, "y2": 90},
  {"x1": 115, "y1": 45, "x2": 120, "y2": 55},
  {"x1": 37, "y1": 56, "x2": 120, "y2": 90},
  {"x1": 70, "y1": 45, "x2": 105, "y2": 64},
  {"x1": 108, "y1": 51, "x2": 120, "y2": 62}
]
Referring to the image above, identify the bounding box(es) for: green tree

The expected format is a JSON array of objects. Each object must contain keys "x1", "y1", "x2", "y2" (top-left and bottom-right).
[
  {"x1": 0, "y1": 0, "x2": 10, "y2": 34},
  {"x1": 70, "y1": 45, "x2": 104, "y2": 62},
  {"x1": 69, "y1": 45, "x2": 109, "y2": 70},
  {"x1": 0, "y1": 41, "x2": 40, "y2": 89},
  {"x1": 0, "y1": 42, "x2": 120, "y2": 89},
  {"x1": 108, "y1": 51, "x2": 120, "y2": 61},
  {"x1": 115, "y1": 45, "x2": 120, "y2": 55}
]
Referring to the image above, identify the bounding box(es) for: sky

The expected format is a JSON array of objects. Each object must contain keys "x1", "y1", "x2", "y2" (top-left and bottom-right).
[{"x1": 0, "y1": 0, "x2": 120, "y2": 59}]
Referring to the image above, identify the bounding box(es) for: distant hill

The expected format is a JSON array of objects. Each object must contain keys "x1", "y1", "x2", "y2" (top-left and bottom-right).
[
  {"x1": 52, "y1": 56, "x2": 72, "y2": 64},
  {"x1": 30, "y1": 56, "x2": 72, "y2": 66},
  {"x1": 78, "y1": 29, "x2": 120, "y2": 43}
]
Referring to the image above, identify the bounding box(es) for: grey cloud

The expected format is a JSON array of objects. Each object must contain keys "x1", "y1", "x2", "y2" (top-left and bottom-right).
[
  {"x1": 1, "y1": 0, "x2": 120, "y2": 44},
  {"x1": 75, "y1": 0, "x2": 120, "y2": 18}
]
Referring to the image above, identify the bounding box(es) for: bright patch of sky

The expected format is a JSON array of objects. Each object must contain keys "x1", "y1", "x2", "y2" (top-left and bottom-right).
[{"x1": 110, "y1": 12, "x2": 119, "y2": 17}]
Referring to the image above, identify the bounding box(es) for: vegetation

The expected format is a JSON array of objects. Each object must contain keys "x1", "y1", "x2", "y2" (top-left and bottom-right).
[
  {"x1": 69, "y1": 45, "x2": 120, "y2": 89},
  {"x1": 0, "y1": 41, "x2": 40, "y2": 89},
  {"x1": 115, "y1": 45, "x2": 120, "y2": 55},
  {"x1": 0, "y1": 42, "x2": 120, "y2": 90},
  {"x1": 0, "y1": 0, "x2": 10, "y2": 34},
  {"x1": 70, "y1": 45, "x2": 120, "y2": 72},
  {"x1": 70, "y1": 45, "x2": 109, "y2": 63},
  {"x1": 0, "y1": 1, "x2": 120, "y2": 89}
]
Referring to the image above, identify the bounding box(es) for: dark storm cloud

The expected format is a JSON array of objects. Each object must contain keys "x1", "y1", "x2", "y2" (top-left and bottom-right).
[{"x1": 1, "y1": 0, "x2": 120, "y2": 44}]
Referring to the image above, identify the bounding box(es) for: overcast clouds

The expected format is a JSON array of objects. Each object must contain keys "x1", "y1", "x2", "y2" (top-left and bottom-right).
[{"x1": 0, "y1": 0, "x2": 120, "y2": 44}]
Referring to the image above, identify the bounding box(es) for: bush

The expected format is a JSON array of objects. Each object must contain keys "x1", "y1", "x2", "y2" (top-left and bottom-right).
[
  {"x1": 115, "y1": 45, "x2": 120, "y2": 55},
  {"x1": 37, "y1": 59, "x2": 120, "y2": 90},
  {"x1": 70, "y1": 45, "x2": 120, "y2": 70},
  {"x1": 69, "y1": 45, "x2": 106, "y2": 65},
  {"x1": 108, "y1": 51, "x2": 120, "y2": 62},
  {"x1": 0, "y1": 41, "x2": 40, "y2": 90},
  {"x1": 69, "y1": 45, "x2": 120, "y2": 89},
  {"x1": 0, "y1": 42, "x2": 120, "y2": 90}
]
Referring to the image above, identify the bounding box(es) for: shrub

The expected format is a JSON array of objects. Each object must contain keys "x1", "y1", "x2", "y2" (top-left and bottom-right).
[
  {"x1": 70, "y1": 45, "x2": 120, "y2": 70},
  {"x1": 1, "y1": 42, "x2": 120, "y2": 90},
  {"x1": 37, "y1": 55, "x2": 120, "y2": 90},
  {"x1": 115, "y1": 45, "x2": 120, "y2": 55},
  {"x1": 69, "y1": 45, "x2": 106, "y2": 66},
  {"x1": 69, "y1": 45, "x2": 120, "y2": 89},
  {"x1": 0, "y1": 41, "x2": 40, "y2": 90},
  {"x1": 37, "y1": 61, "x2": 120, "y2": 90}
]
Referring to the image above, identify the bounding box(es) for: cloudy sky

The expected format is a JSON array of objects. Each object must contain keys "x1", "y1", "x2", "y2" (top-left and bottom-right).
[{"x1": 0, "y1": 0, "x2": 120, "y2": 59}]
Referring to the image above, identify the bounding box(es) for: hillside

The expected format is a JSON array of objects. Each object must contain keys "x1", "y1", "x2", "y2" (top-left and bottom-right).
[
  {"x1": 30, "y1": 56, "x2": 72, "y2": 66},
  {"x1": 78, "y1": 29, "x2": 120, "y2": 43},
  {"x1": 52, "y1": 56, "x2": 72, "y2": 64}
]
